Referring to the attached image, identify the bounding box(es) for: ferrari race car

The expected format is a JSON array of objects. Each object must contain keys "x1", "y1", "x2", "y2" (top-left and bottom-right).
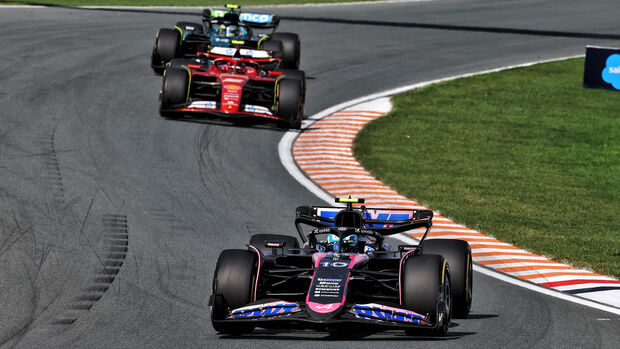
[
  {"x1": 210, "y1": 197, "x2": 473, "y2": 335},
  {"x1": 151, "y1": 4, "x2": 301, "y2": 73},
  {"x1": 159, "y1": 47, "x2": 306, "y2": 129}
]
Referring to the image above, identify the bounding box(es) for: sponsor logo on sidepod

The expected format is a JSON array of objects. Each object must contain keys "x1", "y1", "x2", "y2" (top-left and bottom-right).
[
  {"x1": 602, "y1": 54, "x2": 620, "y2": 90},
  {"x1": 223, "y1": 78, "x2": 245, "y2": 83}
]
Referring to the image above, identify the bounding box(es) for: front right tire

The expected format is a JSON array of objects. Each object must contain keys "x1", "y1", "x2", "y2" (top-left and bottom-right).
[
  {"x1": 211, "y1": 249, "x2": 258, "y2": 334},
  {"x1": 159, "y1": 67, "x2": 189, "y2": 119}
]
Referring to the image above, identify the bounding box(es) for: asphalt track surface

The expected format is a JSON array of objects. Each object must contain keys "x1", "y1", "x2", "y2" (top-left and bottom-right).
[{"x1": 1, "y1": 1, "x2": 619, "y2": 347}]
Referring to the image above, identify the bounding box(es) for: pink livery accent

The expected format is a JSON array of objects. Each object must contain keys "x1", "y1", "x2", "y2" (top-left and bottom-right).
[
  {"x1": 311, "y1": 252, "x2": 369, "y2": 268},
  {"x1": 363, "y1": 209, "x2": 415, "y2": 220},
  {"x1": 247, "y1": 245, "x2": 261, "y2": 302},
  {"x1": 307, "y1": 301, "x2": 342, "y2": 313},
  {"x1": 228, "y1": 301, "x2": 300, "y2": 319},
  {"x1": 232, "y1": 300, "x2": 291, "y2": 312},
  {"x1": 348, "y1": 254, "x2": 369, "y2": 268},
  {"x1": 351, "y1": 303, "x2": 429, "y2": 324},
  {"x1": 306, "y1": 253, "x2": 370, "y2": 314},
  {"x1": 355, "y1": 303, "x2": 425, "y2": 318},
  {"x1": 312, "y1": 252, "x2": 328, "y2": 267}
]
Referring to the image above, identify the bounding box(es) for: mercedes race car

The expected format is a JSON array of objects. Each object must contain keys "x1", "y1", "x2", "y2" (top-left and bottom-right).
[
  {"x1": 210, "y1": 197, "x2": 473, "y2": 335},
  {"x1": 159, "y1": 47, "x2": 306, "y2": 129},
  {"x1": 151, "y1": 4, "x2": 301, "y2": 73}
]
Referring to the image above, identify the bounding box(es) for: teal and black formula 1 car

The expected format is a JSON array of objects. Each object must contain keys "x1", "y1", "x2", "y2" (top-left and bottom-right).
[{"x1": 151, "y1": 4, "x2": 301, "y2": 74}]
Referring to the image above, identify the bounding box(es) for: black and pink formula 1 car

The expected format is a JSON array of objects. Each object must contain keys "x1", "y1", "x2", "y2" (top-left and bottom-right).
[
  {"x1": 159, "y1": 46, "x2": 305, "y2": 129},
  {"x1": 209, "y1": 197, "x2": 473, "y2": 336}
]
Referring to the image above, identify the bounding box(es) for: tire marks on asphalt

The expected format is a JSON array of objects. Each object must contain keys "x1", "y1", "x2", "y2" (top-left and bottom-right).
[
  {"x1": 52, "y1": 214, "x2": 128, "y2": 325},
  {"x1": 39, "y1": 125, "x2": 66, "y2": 213},
  {"x1": 292, "y1": 97, "x2": 620, "y2": 308}
]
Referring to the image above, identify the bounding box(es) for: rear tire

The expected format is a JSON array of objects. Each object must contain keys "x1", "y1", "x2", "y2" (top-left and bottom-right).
[
  {"x1": 277, "y1": 78, "x2": 303, "y2": 129},
  {"x1": 160, "y1": 67, "x2": 189, "y2": 119},
  {"x1": 154, "y1": 28, "x2": 180, "y2": 68},
  {"x1": 261, "y1": 39, "x2": 283, "y2": 60},
  {"x1": 249, "y1": 234, "x2": 300, "y2": 255},
  {"x1": 401, "y1": 254, "x2": 451, "y2": 336},
  {"x1": 423, "y1": 239, "x2": 472, "y2": 318},
  {"x1": 270, "y1": 32, "x2": 301, "y2": 69},
  {"x1": 211, "y1": 249, "x2": 257, "y2": 334}
]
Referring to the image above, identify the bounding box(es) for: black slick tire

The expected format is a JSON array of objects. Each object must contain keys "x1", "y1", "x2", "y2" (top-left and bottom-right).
[
  {"x1": 261, "y1": 39, "x2": 283, "y2": 60},
  {"x1": 401, "y1": 254, "x2": 451, "y2": 336},
  {"x1": 277, "y1": 69, "x2": 306, "y2": 103},
  {"x1": 159, "y1": 67, "x2": 189, "y2": 119},
  {"x1": 211, "y1": 249, "x2": 258, "y2": 334},
  {"x1": 276, "y1": 78, "x2": 303, "y2": 129},
  {"x1": 423, "y1": 239, "x2": 472, "y2": 318},
  {"x1": 270, "y1": 32, "x2": 300, "y2": 69},
  {"x1": 154, "y1": 28, "x2": 180, "y2": 67}
]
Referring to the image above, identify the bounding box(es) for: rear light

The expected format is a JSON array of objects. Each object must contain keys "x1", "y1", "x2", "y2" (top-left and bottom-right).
[
  {"x1": 187, "y1": 64, "x2": 202, "y2": 70},
  {"x1": 268, "y1": 71, "x2": 283, "y2": 76}
]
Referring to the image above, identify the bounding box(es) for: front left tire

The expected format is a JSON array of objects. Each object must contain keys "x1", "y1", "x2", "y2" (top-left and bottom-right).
[
  {"x1": 401, "y1": 254, "x2": 451, "y2": 336},
  {"x1": 276, "y1": 78, "x2": 303, "y2": 129},
  {"x1": 423, "y1": 239, "x2": 472, "y2": 318}
]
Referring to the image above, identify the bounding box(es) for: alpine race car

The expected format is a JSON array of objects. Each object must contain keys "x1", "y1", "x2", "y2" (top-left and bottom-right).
[
  {"x1": 210, "y1": 197, "x2": 473, "y2": 335},
  {"x1": 159, "y1": 47, "x2": 306, "y2": 129},
  {"x1": 151, "y1": 4, "x2": 301, "y2": 73}
]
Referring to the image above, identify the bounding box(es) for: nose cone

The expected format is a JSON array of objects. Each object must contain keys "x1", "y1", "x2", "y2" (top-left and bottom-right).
[
  {"x1": 220, "y1": 74, "x2": 248, "y2": 113},
  {"x1": 306, "y1": 254, "x2": 352, "y2": 320}
]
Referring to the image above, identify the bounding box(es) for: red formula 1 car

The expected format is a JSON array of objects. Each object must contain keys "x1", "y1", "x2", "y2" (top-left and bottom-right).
[
  {"x1": 159, "y1": 47, "x2": 305, "y2": 129},
  {"x1": 209, "y1": 197, "x2": 473, "y2": 336}
]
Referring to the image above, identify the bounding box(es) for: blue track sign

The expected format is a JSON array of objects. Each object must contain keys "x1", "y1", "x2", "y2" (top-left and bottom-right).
[{"x1": 583, "y1": 46, "x2": 620, "y2": 91}]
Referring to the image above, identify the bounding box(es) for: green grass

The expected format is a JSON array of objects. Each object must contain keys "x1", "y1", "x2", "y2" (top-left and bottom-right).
[
  {"x1": 354, "y1": 58, "x2": 620, "y2": 278},
  {"x1": 1, "y1": 0, "x2": 379, "y2": 6}
]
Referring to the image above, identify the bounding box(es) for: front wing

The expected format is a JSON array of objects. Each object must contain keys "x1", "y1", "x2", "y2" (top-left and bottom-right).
[
  {"x1": 211, "y1": 299, "x2": 437, "y2": 330},
  {"x1": 164, "y1": 102, "x2": 287, "y2": 122}
]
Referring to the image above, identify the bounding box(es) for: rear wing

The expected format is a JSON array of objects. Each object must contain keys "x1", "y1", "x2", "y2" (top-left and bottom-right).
[
  {"x1": 240, "y1": 12, "x2": 280, "y2": 28},
  {"x1": 205, "y1": 6, "x2": 280, "y2": 29},
  {"x1": 295, "y1": 205, "x2": 433, "y2": 243}
]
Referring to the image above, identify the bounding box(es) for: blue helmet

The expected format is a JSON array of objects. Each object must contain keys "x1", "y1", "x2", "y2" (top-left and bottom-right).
[
  {"x1": 327, "y1": 234, "x2": 358, "y2": 252},
  {"x1": 225, "y1": 25, "x2": 238, "y2": 37}
]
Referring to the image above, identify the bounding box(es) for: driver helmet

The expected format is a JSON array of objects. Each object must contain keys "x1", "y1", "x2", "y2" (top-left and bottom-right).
[
  {"x1": 217, "y1": 24, "x2": 227, "y2": 35},
  {"x1": 225, "y1": 25, "x2": 238, "y2": 37},
  {"x1": 217, "y1": 61, "x2": 234, "y2": 73},
  {"x1": 327, "y1": 234, "x2": 358, "y2": 252}
]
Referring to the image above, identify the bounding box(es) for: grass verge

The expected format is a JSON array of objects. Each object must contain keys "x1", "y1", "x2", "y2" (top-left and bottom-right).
[
  {"x1": 354, "y1": 58, "x2": 620, "y2": 278},
  {"x1": 0, "y1": 0, "x2": 382, "y2": 6}
]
